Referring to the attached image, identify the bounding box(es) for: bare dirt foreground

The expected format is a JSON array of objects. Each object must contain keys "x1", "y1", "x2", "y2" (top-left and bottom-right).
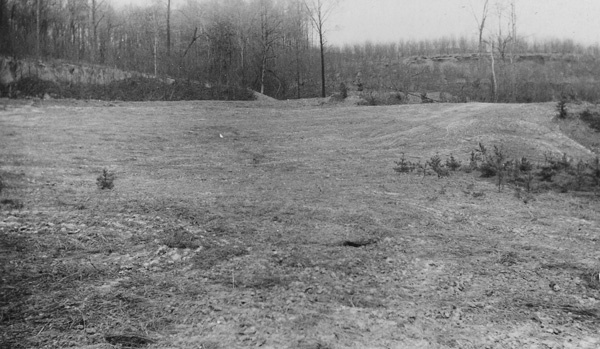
[{"x1": 1, "y1": 98, "x2": 599, "y2": 349}]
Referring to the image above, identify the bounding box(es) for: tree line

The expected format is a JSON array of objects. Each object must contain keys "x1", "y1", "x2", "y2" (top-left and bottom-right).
[
  {"x1": 1, "y1": 0, "x2": 599, "y2": 101},
  {"x1": 0, "y1": 0, "x2": 338, "y2": 99}
]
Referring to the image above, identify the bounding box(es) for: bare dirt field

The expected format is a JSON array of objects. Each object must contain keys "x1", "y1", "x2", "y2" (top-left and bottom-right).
[{"x1": 1, "y1": 98, "x2": 599, "y2": 349}]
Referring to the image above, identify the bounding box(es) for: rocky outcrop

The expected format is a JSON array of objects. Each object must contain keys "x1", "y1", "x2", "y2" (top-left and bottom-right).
[{"x1": 0, "y1": 56, "x2": 143, "y2": 87}]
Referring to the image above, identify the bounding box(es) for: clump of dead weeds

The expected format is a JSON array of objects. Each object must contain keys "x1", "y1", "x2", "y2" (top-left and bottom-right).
[
  {"x1": 0, "y1": 170, "x2": 25, "y2": 210},
  {"x1": 161, "y1": 227, "x2": 201, "y2": 249},
  {"x1": 191, "y1": 244, "x2": 248, "y2": 270}
]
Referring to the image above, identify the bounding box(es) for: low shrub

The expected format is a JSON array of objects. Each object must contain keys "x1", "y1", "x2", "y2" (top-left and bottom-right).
[
  {"x1": 339, "y1": 82, "x2": 348, "y2": 99},
  {"x1": 357, "y1": 90, "x2": 406, "y2": 106},
  {"x1": 580, "y1": 109, "x2": 600, "y2": 132}
]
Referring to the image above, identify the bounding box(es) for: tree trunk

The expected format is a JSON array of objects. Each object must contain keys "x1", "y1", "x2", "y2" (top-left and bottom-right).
[
  {"x1": 260, "y1": 53, "x2": 267, "y2": 94},
  {"x1": 166, "y1": 0, "x2": 171, "y2": 56},
  {"x1": 319, "y1": 30, "x2": 325, "y2": 97},
  {"x1": 36, "y1": 0, "x2": 40, "y2": 59},
  {"x1": 0, "y1": 0, "x2": 8, "y2": 53},
  {"x1": 296, "y1": 39, "x2": 301, "y2": 99},
  {"x1": 90, "y1": 0, "x2": 96, "y2": 62},
  {"x1": 490, "y1": 42, "x2": 497, "y2": 102},
  {"x1": 153, "y1": 12, "x2": 158, "y2": 76}
]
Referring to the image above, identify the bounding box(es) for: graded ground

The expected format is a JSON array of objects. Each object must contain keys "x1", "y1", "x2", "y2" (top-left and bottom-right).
[{"x1": 0, "y1": 98, "x2": 599, "y2": 349}]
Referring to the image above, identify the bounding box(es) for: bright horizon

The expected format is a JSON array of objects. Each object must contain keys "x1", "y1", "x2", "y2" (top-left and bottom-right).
[{"x1": 109, "y1": 0, "x2": 600, "y2": 47}]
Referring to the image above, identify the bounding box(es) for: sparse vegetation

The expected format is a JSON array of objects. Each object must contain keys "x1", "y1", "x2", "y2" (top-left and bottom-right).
[
  {"x1": 358, "y1": 90, "x2": 379, "y2": 106},
  {"x1": 2, "y1": 100, "x2": 599, "y2": 349},
  {"x1": 10, "y1": 76, "x2": 255, "y2": 102},
  {"x1": 394, "y1": 143, "x2": 600, "y2": 195},
  {"x1": 191, "y1": 244, "x2": 248, "y2": 270},
  {"x1": 0, "y1": 198, "x2": 23, "y2": 210},
  {"x1": 162, "y1": 227, "x2": 201, "y2": 249}
]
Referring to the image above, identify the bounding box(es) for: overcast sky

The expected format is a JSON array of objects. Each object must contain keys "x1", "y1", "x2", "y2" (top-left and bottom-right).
[
  {"x1": 328, "y1": 0, "x2": 600, "y2": 46},
  {"x1": 109, "y1": 0, "x2": 600, "y2": 46}
]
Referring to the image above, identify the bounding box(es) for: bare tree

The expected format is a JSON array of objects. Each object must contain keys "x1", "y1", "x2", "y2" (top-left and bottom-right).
[
  {"x1": 508, "y1": 0, "x2": 517, "y2": 55},
  {"x1": 166, "y1": 0, "x2": 171, "y2": 56},
  {"x1": 488, "y1": 39, "x2": 497, "y2": 102},
  {"x1": 36, "y1": 0, "x2": 41, "y2": 58},
  {"x1": 252, "y1": 0, "x2": 283, "y2": 95},
  {"x1": 469, "y1": 0, "x2": 489, "y2": 56},
  {"x1": 303, "y1": 0, "x2": 339, "y2": 97},
  {"x1": 89, "y1": 0, "x2": 107, "y2": 62},
  {"x1": 281, "y1": 0, "x2": 310, "y2": 99},
  {"x1": 493, "y1": 1, "x2": 513, "y2": 62},
  {"x1": 0, "y1": 0, "x2": 8, "y2": 54},
  {"x1": 90, "y1": 0, "x2": 96, "y2": 61},
  {"x1": 152, "y1": 9, "x2": 159, "y2": 76}
]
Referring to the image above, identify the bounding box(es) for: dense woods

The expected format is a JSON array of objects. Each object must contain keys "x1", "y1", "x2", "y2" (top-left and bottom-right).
[{"x1": 1, "y1": 0, "x2": 600, "y2": 101}]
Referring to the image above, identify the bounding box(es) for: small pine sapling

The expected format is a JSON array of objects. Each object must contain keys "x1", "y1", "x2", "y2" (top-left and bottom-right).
[
  {"x1": 539, "y1": 153, "x2": 570, "y2": 182},
  {"x1": 590, "y1": 157, "x2": 600, "y2": 190},
  {"x1": 480, "y1": 146, "x2": 510, "y2": 191},
  {"x1": 518, "y1": 157, "x2": 535, "y2": 192},
  {"x1": 97, "y1": 168, "x2": 115, "y2": 190},
  {"x1": 497, "y1": 161, "x2": 513, "y2": 192},
  {"x1": 465, "y1": 143, "x2": 487, "y2": 172},
  {"x1": 519, "y1": 156, "x2": 533, "y2": 172},
  {"x1": 394, "y1": 153, "x2": 413, "y2": 174},
  {"x1": 538, "y1": 154, "x2": 557, "y2": 182},
  {"x1": 427, "y1": 154, "x2": 449, "y2": 178},
  {"x1": 479, "y1": 145, "x2": 503, "y2": 178},
  {"x1": 427, "y1": 154, "x2": 442, "y2": 170},
  {"x1": 445, "y1": 154, "x2": 462, "y2": 171},
  {"x1": 556, "y1": 99, "x2": 568, "y2": 119},
  {"x1": 574, "y1": 160, "x2": 587, "y2": 190},
  {"x1": 478, "y1": 142, "x2": 488, "y2": 156},
  {"x1": 467, "y1": 151, "x2": 478, "y2": 172},
  {"x1": 415, "y1": 161, "x2": 428, "y2": 179}
]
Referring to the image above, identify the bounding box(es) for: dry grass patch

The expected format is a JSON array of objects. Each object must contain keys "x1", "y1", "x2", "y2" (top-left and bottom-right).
[{"x1": 1, "y1": 100, "x2": 599, "y2": 348}]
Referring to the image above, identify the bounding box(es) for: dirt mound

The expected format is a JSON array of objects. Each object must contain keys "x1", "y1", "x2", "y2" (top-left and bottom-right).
[
  {"x1": 363, "y1": 103, "x2": 596, "y2": 162},
  {"x1": 252, "y1": 90, "x2": 278, "y2": 102}
]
